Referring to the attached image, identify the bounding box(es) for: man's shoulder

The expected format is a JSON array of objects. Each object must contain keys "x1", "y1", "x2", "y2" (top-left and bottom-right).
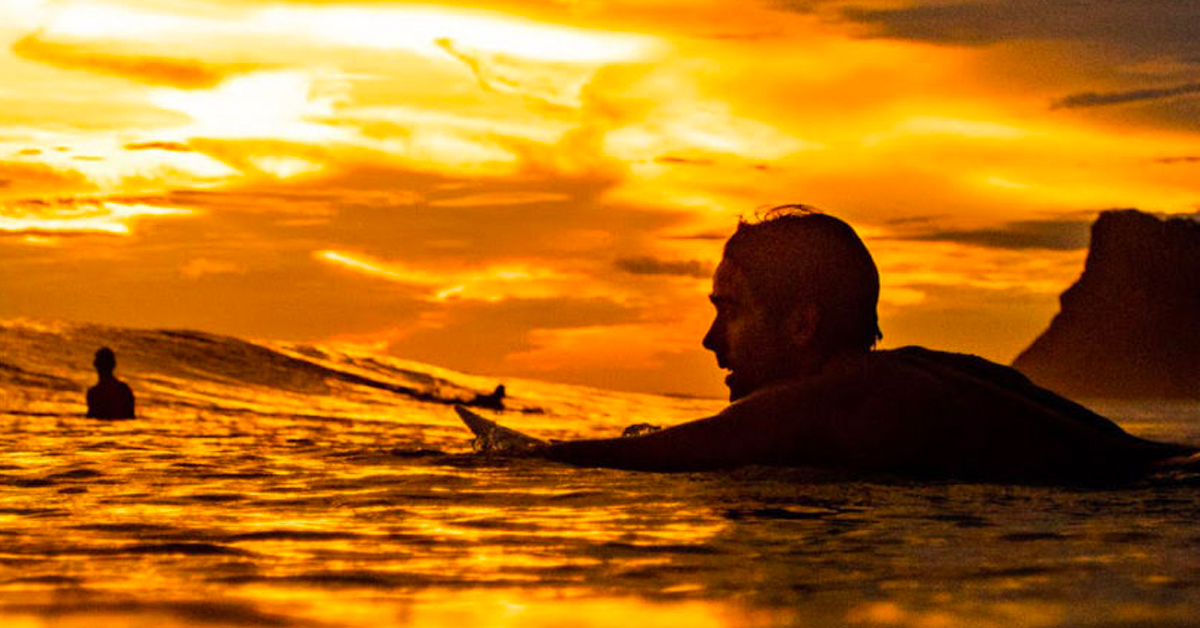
[
  {"x1": 91, "y1": 378, "x2": 132, "y2": 389},
  {"x1": 871, "y1": 345, "x2": 1126, "y2": 427},
  {"x1": 875, "y1": 345, "x2": 1001, "y2": 365},
  {"x1": 733, "y1": 345, "x2": 1053, "y2": 414},
  {"x1": 871, "y1": 346, "x2": 1034, "y2": 385}
]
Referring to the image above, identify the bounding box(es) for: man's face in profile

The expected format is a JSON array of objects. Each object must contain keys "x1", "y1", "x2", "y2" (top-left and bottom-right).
[{"x1": 702, "y1": 258, "x2": 794, "y2": 402}]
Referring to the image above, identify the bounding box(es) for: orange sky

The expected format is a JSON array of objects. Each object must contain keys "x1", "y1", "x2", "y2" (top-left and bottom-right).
[{"x1": 2, "y1": 0, "x2": 1198, "y2": 396}]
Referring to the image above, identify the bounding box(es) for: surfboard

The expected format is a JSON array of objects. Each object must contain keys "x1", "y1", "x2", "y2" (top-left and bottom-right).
[{"x1": 455, "y1": 405, "x2": 546, "y2": 453}]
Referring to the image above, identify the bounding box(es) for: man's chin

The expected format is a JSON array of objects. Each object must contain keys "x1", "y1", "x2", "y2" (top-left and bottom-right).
[{"x1": 725, "y1": 373, "x2": 752, "y2": 402}]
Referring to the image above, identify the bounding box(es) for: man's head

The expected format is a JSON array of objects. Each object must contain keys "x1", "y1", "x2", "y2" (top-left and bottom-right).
[
  {"x1": 702, "y1": 206, "x2": 882, "y2": 401},
  {"x1": 93, "y1": 347, "x2": 116, "y2": 376}
]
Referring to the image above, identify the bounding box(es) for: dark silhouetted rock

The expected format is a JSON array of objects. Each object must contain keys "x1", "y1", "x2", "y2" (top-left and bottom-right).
[{"x1": 1013, "y1": 210, "x2": 1200, "y2": 399}]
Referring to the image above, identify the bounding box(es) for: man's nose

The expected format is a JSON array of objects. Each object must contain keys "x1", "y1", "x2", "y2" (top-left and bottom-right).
[{"x1": 702, "y1": 319, "x2": 721, "y2": 354}]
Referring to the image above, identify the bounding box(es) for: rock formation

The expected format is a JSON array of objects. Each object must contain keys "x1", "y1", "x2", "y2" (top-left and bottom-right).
[{"x1": 1013, "y1": 209, "x2": 1199, "y2": 399}]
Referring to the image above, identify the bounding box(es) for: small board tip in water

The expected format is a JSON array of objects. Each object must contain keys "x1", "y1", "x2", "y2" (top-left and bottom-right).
[{"x1": 454, "y1": 405, "x2": 545, "y2": 454}]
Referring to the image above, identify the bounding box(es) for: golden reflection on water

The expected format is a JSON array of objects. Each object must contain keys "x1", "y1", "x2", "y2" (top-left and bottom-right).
[
  {"x1": 2, "y1": 328, "x2": 1199, "y2": 627},
  {"x1": 3, "y1": 400, "x2": 1200, "y2": 628}
]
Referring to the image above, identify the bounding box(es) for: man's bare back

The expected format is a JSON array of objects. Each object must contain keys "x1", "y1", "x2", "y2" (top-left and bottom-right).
[{"x1": 541, "y1": 347, "x2": 1194, "y2": 481}]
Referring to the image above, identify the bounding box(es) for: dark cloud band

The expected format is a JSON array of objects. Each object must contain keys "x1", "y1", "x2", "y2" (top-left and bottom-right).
[
  {"x1": 896, "y1": 218, "x2": 1093, "y2": 251},
  {"x1": 616, "y1": 256, "x2": 713, "y2": 278},
  {"x1": 831, "y1": 0, "x2": 1200, "y2": 63},
  {"x1": 1052, "y1": 83, "x2": 1200, "y2": 109}
]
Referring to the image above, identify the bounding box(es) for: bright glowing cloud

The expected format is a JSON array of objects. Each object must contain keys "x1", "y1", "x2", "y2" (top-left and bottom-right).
[
  {"x1": 0, "y1": 0, "x2": 51, "y2": 30},
  {"x1": 317, "y1": 250, "x2": 407, "y2": 281},
  {"x1": 0, "y1": 129, "x2": 238, "y2": 194},
  {"x1": 247, "y1": 155, "x2": 323, "y2": 179},
  {"x1": 862, "y1": 115, "x2": 1033, "y2": 146},
  {"x1": 35, "y1": 1, "x2": 221, "y2": 41},
  {"x1": 602, "y1": 70, "x2": 823, "y2": 165},
  {"x1": 149, "y1": 71, "x2": 347, "y2": 141},
  {"x1": 436, "y1": 38, "x2": 600, "y2": 108},
  {"x1": 264, "y1": 4, "x2": 661, "y2": 63},
  {"x1": 315, "y1": 250, "x2": 580, "y2": 302},
  {"x1": 0, "y1": 199, "x2": 191, "y2": 236}
]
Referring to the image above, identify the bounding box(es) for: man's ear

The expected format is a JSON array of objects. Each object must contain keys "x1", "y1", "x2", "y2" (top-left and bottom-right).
[{"x1": 786, "y1": 302, "x2": 819, "y2": 350}]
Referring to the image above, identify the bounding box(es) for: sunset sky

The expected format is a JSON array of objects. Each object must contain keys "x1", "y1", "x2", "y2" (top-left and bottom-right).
[{"x1": 2, "y1": 0, "x2": 1197, "y2": 396}]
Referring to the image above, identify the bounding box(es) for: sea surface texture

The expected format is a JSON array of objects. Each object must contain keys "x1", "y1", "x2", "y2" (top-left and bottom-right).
[{"x1": 1, "y1": 319, "x2": 1198, "y2": 628}]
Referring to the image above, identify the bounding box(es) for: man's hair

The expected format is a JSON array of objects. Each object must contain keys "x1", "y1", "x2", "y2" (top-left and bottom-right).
[{"x1": 723, "y1": 205, "x2": 882, "y2": 353}]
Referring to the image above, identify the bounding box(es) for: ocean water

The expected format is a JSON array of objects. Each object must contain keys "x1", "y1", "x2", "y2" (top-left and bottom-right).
[{"x1": 1, "y1": 318, "x2": 1198, "y2": 628}]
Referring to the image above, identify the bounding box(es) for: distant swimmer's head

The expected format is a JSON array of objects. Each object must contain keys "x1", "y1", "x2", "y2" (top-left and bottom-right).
[
  {"x1": 93, "y1": 347, "x2": 117, "y2": 375},
  {"x1": 702, "y1": 206, "x2": 881, "y2": 401}
]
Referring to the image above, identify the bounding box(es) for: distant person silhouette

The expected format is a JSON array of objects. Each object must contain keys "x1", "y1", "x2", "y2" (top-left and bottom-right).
[
  {"x1": 87, "y1": 347, "x2": 135, "y2": 419},
  {"x1": 471, "y1": 384, "x2": 506, "y2": 411},
  {"x1": 538, "y1": 206, "x2": 1196, "y2": 481}
]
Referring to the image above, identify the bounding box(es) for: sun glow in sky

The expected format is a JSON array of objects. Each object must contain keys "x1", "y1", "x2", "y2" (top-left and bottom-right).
[{"x1": 2, "y1": 0, "x2": 1198, "y2": 395}]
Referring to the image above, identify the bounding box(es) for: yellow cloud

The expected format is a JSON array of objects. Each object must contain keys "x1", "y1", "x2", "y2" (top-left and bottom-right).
[
  {"x1": 12, "y1": 35, "x2": 258, "y2": 89},
  {"x1": 0, "y1": 198, "x2": 191, "y2": 236},
  {"x1": 246, "y1": 155, "x2": 323, "y2": 179},
  {"x1": 862, "y1": 115, "x2": 1033, "y2": 146},
  {"x1": 315, "y1": 249, "x2": 582, "y2": 302},
  {"x1": 149, "y1": 71, "x2": 347, "y2": 142},
  {"x1": 264, "y1": 4, "x2": 660, "y2": 63}
]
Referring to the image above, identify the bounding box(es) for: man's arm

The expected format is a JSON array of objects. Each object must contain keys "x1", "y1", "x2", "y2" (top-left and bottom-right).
[
  {"x1": 540, "y1": 379, "x2": 848, "y2": 471},
  {"x1": 542, "y1": 411, "x2": 745, "y2": 471}
]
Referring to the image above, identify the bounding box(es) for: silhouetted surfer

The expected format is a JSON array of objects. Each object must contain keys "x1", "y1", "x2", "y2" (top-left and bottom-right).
[
  {"x1": 535, "y1": 207, "x2": 1196, "y2": 481},
  {"x1": 87, "y1": 347, "x2": 135, "y2": 419},
  {"x1": 470, "y1": 384, "x2": 506, "y2": 411}
]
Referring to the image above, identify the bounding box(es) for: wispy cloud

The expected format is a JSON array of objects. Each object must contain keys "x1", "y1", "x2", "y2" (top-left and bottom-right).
[
  {"x1": 435, "y1": 38, "x2": 596, "y2": 108},
  {"x1": 0, "y1": 197, "x2": 192, "y2": 237},
  {"x1": 314, "y1": 249, "x2": 582, "y2": 301},
  {"x1": 1154, "y1": 156, "x2": 1200, "y2": 164},
  {"x1": 894, "y1": 217, "x2": 1092, "y2": 251},
  {"x1": 615, "y1": 256, "x2": 713, "y2": 279},
  {"x1": 654, "y1": 155, "x2": 716, "y2": 166},
  {"x1": 12, "y1": 35, "x2": 261, "y2": 89},
  {"x1": 1052, "y1": 83, "x2": 1200, "y2": 109},
  {"x1": 0, "y1": 161, "x2": 92, "y2": 197},
  {"x1": 861, "y1": 115, "x2": 1031, "y2": 146},
  {"x1": 124, "y1": 141, "x2": 194, "y2": 152}
]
